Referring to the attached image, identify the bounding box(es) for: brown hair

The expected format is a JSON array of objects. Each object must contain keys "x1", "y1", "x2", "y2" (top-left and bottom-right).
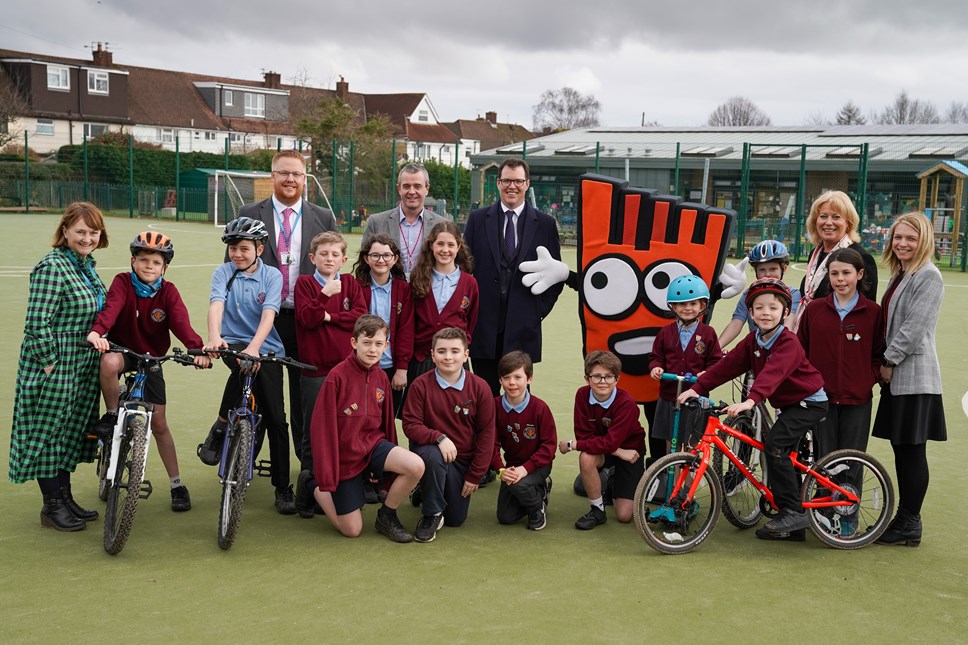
[
  {"x1": 353, "y1": 233, "x2": 405, "y2": 286},
  {"x1": 409, "y1": 221, "x2": 474, "y2": 299},
  {"x1": 431, "y1": 326, "x2": 468, "y2": 351},
  {"x1": 499, "y1": 158, "x2": 530, "y2": 181},
  {"x1": 353, "y1": 313, "x2": 389, "y2": 339},
  {"x1": 881, "y1": 211, "x2": 935, "y2": 275},
  {"x1": 584, "y1": 350, "x2": 621, "y2": 377},
  {"x1": 272, "y1": 150, "x2": 305, "y2": 167},
  {"x1": 805, "y1": 190, "x2": 860, "y2": 245},
  {"x1": 498, "y1": 350, "x2": 533, "y2": 379},
  {"x1": 309, "y1": 231, "x2": 346, "y2": 255},
  {"x1": 52, "y1": 202, "x2": 110, "y2": 249},
  {"x1": 826, "y1": 247, "x2": 870, "y2": 293}
]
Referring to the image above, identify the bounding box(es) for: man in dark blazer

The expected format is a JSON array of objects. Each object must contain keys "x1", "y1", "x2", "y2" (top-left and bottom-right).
[
  {"x1": 463, "y1": 158, "x2": 564, "y2": 396},
  {"x1": 237, "y1": 150, "x2": 337, "y2": 513}
]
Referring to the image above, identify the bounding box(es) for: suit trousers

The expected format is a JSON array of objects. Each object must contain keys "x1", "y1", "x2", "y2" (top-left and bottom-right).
[{"x1": 274, "y1": 309, "x2": 304, "y2": 461}]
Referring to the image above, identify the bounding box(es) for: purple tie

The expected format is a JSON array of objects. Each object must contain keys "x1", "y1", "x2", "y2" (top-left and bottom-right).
[
  {"x1": 504, "y1": 210, "x2": 515, "y2": 258},
  {"x1": 279, "y1": 207, "x2": 293, "y2": 300}
]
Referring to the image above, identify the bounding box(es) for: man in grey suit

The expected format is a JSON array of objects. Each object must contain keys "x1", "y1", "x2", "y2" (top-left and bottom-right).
[
  {"x1": 362, "y1": 163, "x2": 449, "y2": 278},
  {"x1": 237, "y1": 149, "x2": 337, "y2": 514}
]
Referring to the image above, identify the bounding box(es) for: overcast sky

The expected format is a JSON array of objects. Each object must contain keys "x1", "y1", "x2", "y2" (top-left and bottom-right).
[{"x1": 5, "y1": 0, "x2": 968, "y2": 128}]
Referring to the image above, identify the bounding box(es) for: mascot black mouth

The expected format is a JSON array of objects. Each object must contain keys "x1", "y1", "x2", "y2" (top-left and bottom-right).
[{"x1": 608, "y1": 327, "x2": 661, "y2": 376}]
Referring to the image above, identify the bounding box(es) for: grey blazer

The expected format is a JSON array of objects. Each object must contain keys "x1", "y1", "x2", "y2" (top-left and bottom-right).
[
  {"x1": 361, "y1": 206, "x2": 451, "y2": 252},
  {"x1": 238, "y1": 197, "x2": 338, "y2": 276},
  {"x1": 883, "y1": 262, "x2": 944, "y2": 395}
]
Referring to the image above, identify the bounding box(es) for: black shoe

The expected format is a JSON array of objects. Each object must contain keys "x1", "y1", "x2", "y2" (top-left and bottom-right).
[
  {"x1": 170, "y1": 485, "x2": 192, "y2": 512},
  {"x1": 40, "y1": 489, "x2": 86, "y2": 532},
  {"x1": 274, "y1": 485, "x2": 297, "y2": 515},
  {"x1": 764, "y1": 509, "x2": 810, "y2": 533},
  {"x1": 295, "y1": 470, "x2": 315, "y2": 519},
  {"x1": 575, "y1": 506, "x2": 606, "y2": 530},
  {"x1": 479, "y1": 469, "x2": 496, "y2": 488},
  {"x1": 375, "y1": 512, "x2": 414, "y2": 543},
  {"x1": 88, "y1": 412, "x2": 118, "y2": 440},
  {"x1": 197, "y1": 422, "x2": 226, "y2": 466},
  {"x1": 755, "y1": 526, "x2": 806, "y2": 541},
  {"x1": 414, "y1": 513, "x2": 444, "y2": 543},
  {"x1": 363, "y1": 479, "x2": 380, "y2": 504},
  {"x1": 876, "y1": 509, "x2": 922, "y2": 547},
  {"x1": 63, "y1": 483, "x2": 99, "y2": 521},
  {"x1": 409, "y1": 483, "x2": 423, "y2": 508},
  {"x1": 527, "y1": 504, "x2": 547, "y2": 531}
]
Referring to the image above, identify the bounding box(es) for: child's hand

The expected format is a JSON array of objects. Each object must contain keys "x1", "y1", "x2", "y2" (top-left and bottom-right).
[
  {"x1": 612, "y1": 448, "x2": 640, "y2": 463},
  {"x1": 193, "y1": 354, "x2": 212, "y2": 369},
  {"x1": 502, "y1": 466, "x2": 528, "y2": 485},
  {"x1": 321, "y1": 279, "x2": 342, "y2": 297},
  {"x1": 437, "y1": 436, "x2": 457, "y2": 463},
  {"x1": 724, "y1": 399, "x2": 755, "y2": 417},
  {"x1": 650, "y1": 367, "x2": 664, "y2": 381},
  {"x1": 204, "y1": 337, "x2": 227, "y2": 356},
  {"x1": 677, "y1": 388, "x2": 699, "y2": 405},
  {"x1": 558, "y1": 439, "x2": 574, "y2": 454},
  {"x1": 391, "y1": 369, "x2": 408, "y2": 391},
  {"x1": 460, "y1": 481, "x2": 479, "y2": 497},
  {"x1": 87, "y1": 331, "x2": 109, "y2": 352}
]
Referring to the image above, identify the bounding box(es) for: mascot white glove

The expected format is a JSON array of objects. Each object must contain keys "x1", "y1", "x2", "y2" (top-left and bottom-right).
[
  {"x1": 520, "y1": 246, "x2": 570, "y2": 295},
  {"x1": 718, "y1": 257, "x2": 749, "y2": 300}
]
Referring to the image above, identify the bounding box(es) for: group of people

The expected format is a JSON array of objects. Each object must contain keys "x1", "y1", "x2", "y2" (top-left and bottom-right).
[{"x1": 9, "y1": 153, "x2": 947, "y2": 548}]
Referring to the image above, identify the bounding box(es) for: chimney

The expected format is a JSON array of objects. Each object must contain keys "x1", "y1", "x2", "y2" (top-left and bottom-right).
[
  {"x1": 92, "y1": 42, "x2": 113, "y2": 67},
  {"x1": 263, "y1": 71, "x2": 281, "y2": 89},
  {"x1": 336, "y1": 75, "x2": 349, "y2": 100},
  {"x1": 485, "y1": 111, "x2": 497, "y2": 124}
]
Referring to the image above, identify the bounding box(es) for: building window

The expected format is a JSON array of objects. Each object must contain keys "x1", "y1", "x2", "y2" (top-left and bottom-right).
[
  {"x1": 160, "y1": 128, "x2": 174, "y2": 143},
  {"x1": 244, "y1": 93, "x2": 265, "y2": 118},
  {"x1": 204, "y1": 131, "x2": 217, "y2": 141},
  {"x1": 418, "y1": 109, "x2": 428, "y2": 122},
  {"x1": 36, "y1": 119, "x2": 54, "y2": 136},
  {"x1": 83, "y1": 123, "x2": 107, "y2": 139},
  {"x1": 87, "y1": 70, "x2": 109, "y2": 94},
  {"x1": 230, "y1": 132, "x2": 244, "y2": 143},
  {"x1": 47, "y1": 65, "x2": 69, "y2": 90},
  {"x1": 193, "y1": 130, "x2": 200, "y2": 140},
  {"x1": 225, "y1": 90, "x2": 234, "y2": 106}
]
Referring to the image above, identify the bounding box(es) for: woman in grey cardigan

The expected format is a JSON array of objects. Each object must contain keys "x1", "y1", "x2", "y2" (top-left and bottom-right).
[{"x1": 872, "y1": 212, "x2": 947, "y2": 546}]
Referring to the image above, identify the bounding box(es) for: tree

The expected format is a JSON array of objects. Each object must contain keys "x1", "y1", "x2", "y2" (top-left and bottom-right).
[
  {"x1": 802, "y1": 110, "x2": 831, "y2": 126},
  {"x1": 706, "y1": 97, "x2": 772, "y2": 126},
  {"x1": 532, "y1": 87, "x2": 601, "y2": 132},
  {"x1": 944, "y1": 101, "x2": 968, "y2": 123},
  {"x1": 422, "y1": 158, "x2": 471, "y2": 206},
  {"x1": 0, "y1": 67, "x2": 30, "y2": 149},
  {"x1": 835, "y1": 101, "x2": 867, "y2": 125},
  {"x1": 875, "y1": 90, "x2": 940, "y2": 124}
]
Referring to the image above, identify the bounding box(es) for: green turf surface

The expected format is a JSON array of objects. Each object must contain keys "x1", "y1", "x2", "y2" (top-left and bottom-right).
[{"x1": 1, "y1": 214, "x2": 966, "y2": 643}]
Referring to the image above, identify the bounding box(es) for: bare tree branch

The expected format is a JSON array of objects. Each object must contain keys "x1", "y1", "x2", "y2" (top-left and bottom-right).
[
  {"x1": 706, "y1": 96, "x2": 772, "y2": 126},
  {"x1": 532, "y1": 87, "x2": 601, "y2": 132}
]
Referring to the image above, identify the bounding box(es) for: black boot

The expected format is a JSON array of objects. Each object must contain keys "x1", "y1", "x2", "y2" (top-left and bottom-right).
[
  {"x1": 63, "y1": 482, "x2": 99, "y2": 521},
  {"x1": 876, "y1": 508, "x2": 922, "y2": 547},
  {"x1": 40, "y1": 489, "x2": 87, "y2": 532}
]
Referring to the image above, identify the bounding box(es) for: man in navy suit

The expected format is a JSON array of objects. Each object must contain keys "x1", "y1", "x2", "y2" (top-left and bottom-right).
[{"x1": 463, "y1": 158, "x2": 564, "y2": 396}]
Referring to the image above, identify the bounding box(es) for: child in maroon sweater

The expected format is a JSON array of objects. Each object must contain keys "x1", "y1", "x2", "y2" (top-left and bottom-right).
[
  {"x1": 680, "y1": 278, "x2": 828, "y2": 541},
  {"x1": 87, "y1": 232, "x2": 209, "y2": 512},
  {"x1": 558, "y1": 350, "x2": 646, "y2": 530},
  {"x1": 491, "y1": 351, "x2": 557, "y2": 530},
  {"x1": 303, "y1": 315, "x2": 424, "y2": 543},
  {"x1": 403, "y1": 327, "x2": 495, "y2": 543}
]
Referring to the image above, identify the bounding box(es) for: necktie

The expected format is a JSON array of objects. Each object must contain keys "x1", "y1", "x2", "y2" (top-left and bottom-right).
[
  {"x1": 279, "y1": 207, "x2": 293, "y2": 301},
  {"x1": 504, "y1": 210, "x2": 515, "y2": 258}
]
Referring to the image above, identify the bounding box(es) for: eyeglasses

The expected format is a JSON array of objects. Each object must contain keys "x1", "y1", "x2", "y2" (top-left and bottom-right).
[
  {"x1": 273, "y1": 171, "x2": 306, "y2": 180},
  {"x1": 587, "y1": 374, "x2": 617, "y2": 384},
  {"x1": 366, "y1": 253, "x2": 396, "y2": 262},
  {"x1": 497, "y1": 178, "x2": 527, "y2": 187}
]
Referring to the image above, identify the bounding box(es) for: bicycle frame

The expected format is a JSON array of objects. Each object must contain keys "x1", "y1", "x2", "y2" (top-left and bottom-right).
[
  {"x1": 217, "y1": 368, "x2": 262, "y2": 483},
  {"x1": 104, "y1": 371, "x2": 153, "y2": 488}
]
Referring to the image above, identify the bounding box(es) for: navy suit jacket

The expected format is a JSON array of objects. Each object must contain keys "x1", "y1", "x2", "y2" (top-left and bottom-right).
[
  {"x1": 238, "y1": 197, "x2": 338, "y2": 275},
  {"x1": 463, "y1": 202, "x2": 563, "y2": 362}
]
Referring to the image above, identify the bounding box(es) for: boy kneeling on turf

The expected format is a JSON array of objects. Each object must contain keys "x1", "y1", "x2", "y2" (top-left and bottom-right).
[
  {"x1": 403, "y1": 327, "x2": 495, "y2": 543},
  {"x1": 679, "y1": 278, "x2": 828, "y2": 541},
  {"x1": 491, "y1": 351, "x2": 557, "y2": 530},
  {"x1": 304, "y1": 314, "x2": 424, "y2": 542},
  {"x1": 558, "y1": 350, "x2": 646, "y2": 530}
]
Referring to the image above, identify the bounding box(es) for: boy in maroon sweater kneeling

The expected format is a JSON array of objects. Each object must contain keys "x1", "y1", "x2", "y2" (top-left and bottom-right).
[
  {"x1": 679, "y1": 278, "x2": 828, "y2": 541},
  {"x1": 304, "y1": 315, "x2": 424, "y2": 542},
  {"x1": 403, "y1": 327, "x2": 496, "y2": 543},
  {"x1": 491, "y1": 351, "x2": 557, "y2": 531}
]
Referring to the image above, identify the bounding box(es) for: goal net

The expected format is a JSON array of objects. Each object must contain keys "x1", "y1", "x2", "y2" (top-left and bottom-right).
[{"x1": 210, "y1": 170, "x2": 272, "y2": 227}]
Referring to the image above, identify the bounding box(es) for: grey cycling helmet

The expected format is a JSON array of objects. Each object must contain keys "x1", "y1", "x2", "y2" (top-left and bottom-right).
[
  {"x1": 222, "y1": 216, "x2": 268, "y2": 244},
  {"x1": 748, "y1": 240, "x2": 790, "y2": 265}
]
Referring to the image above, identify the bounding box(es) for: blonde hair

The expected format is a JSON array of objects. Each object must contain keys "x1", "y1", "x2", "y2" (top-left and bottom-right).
[
  {"x1": 52, "y1": 202, "x2": 110, "y2": 249},
  {"x1": 272, "y1": 149, "x2": 304, "y2": 168},
  {"x1": 309, "y1": 231, "x2": 346, "y2": 255},
  {"x1": 882, "y1": 211, "x2": 935, "y2": 275},
  {"x1": 806, "y1": 191, "x2": 860, "y2": 245}
]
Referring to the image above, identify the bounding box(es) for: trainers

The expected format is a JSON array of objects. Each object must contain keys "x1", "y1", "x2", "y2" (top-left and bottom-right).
[
  {"x1": 274, "y1": 485, "x2": 297, "y2": 515},
  {"x1": 363, "y1": 479, "x2": 380, "y2": 504},
  {"x1": 414, "y1": 513, "x2": 444, "y2": 543},
  {"x1": 409, "y1": 483, "x2": 423, "y2": 508},
  {"x1": 89, "y1": 411, "x2": 118, "y2": 439},
  {"x1": 197, "y1": 421, "x2": 226, "y2": 466},
  {"x1": 764, "y1": 508, "x2": 810, "y2": 533},
  {"x1": 295, "y1": 470, "x2": 315, "y2": 519},
  {"x1": 575, "y1": 506, "x2": 607, "y2": 530},
  {"x1": 375, "y1": 512, "x2": 413, "y2": 543},
  {"x1": 527, "y1": 504, "x2": 547, "y2": 531},
  {"x1": 479, "y1": 469, "x2": 496, "y2": 488},
  {"x1": 755, "y1": 526, "x2": 806, "y2": 541},
  {"x1": 170, "y1": 485, "x2": 192, "y2": 512}
]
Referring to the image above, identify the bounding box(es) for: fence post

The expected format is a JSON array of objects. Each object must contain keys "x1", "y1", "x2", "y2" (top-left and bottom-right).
[
  {"x1": 349, "y1": 141, "x2": 356, "y2": 223},
  {"x1": 522, "y1": 140, "x2": 527, "y2": 160},
  {"x1": 175, "y1": 134, "x2": 181, "y2": 221},
  {"x1": 128, "y1": 134, "x2": 135, "y2": 218},
  {"x1": 737, "y1": 142, "x2": 751, "y2": 257},
  {"x1": 23, "y1": 131, "x2": 30, "y2": 214},
  {"x1": 794, "y1": 144, "x2": 807, "y2": 260},
  {"x1": 332, "y1": 140, "x2": 338, "y2": 221},
  {"x1": 224, "y1": 138, "x2": 229, "y2": 170},
  {"x1": 674, "y1": 142, "x2": 681, "y2": 194},
  {"x1": 453, "y1": 140, "x2": 460, "y2": 220},
  {"x1": 856, "y1": 143, "x2": 869, "y2": 229},
  {"x1": 391, "y1": 138, "x2": 397, "y2": 199},
  {"x1": 83, "y1": 132, "x2": 89, "y2": 202}
]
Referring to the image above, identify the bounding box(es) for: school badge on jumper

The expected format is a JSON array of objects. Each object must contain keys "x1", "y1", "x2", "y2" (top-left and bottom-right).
[
  {"x1": 396, "y1": 302, "x2": 403, "y2": 314},
  {"x1": 694, "y1": 337, "x2": 705, "y2": 354},
  {"x1": 343, "y1": 297, "x2": 350, "y2": 311},
  {"x1": 257, "y1": 291, "x2": 266, "y2": 305},
  {"x1": 375, "y1": 388, "x2": 385, "y2": 402},
  {"x1": 524, "y1": 424, "x2": 537, "y2": 439},
  {"x1": 151, "y1": 308, "x2": 167, "y2": 323},
  {"x1": 460, "y1": 296, "x2": 470, "y2": 310},
  {"x1": 602, "y1": 417, "x2": 612, "y2": 428},
  {"x1": 343, "y1": 402, "x2": 360, "y2": 415}
]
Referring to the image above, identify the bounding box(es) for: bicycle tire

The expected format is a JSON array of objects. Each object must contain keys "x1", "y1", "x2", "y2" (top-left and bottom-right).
[
  {"x1": 712, "y1": 412, "x2": 764, "y2": 529},
  {"x1": 103, "y1": 416, "x2": 148, "y2": 555},
  {"x1": 633, "y1": 452, "x2": 722, "y2": 554},
  {"x1": 802, "y1": 449, "x2": 895, "y2": 550},
  {"x1": 217, "y1": 419, "x2": 253, "y2": 550},
  {"x1": 96, "y1": 440, "x2": 112, "y2": 502}
]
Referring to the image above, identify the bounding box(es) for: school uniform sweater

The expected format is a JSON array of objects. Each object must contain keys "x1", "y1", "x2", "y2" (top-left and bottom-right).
[
  {"x1": 573, "y1": 386, "x2": 647, "y2": 455},
  {"x1": 694, "y1": 328, "x2": 825, "y2": 409},
  {"x1": 402, "y1": 369, "x2": 496, "y2": 484},
  {"x1": 309, "y1": 353, "x2": 397, "y2": 492},
  {"x1": 91, "y1": 273, "x2": 203, "y2": 354},
  {"x1": 648, "y1": 321, "x2": 723, "y2": 401},
  {"x1": 360, "y1": 278, "x2": 415, "y2": 371},
  {"x1": 294, "y1": 273, "x2": 367, "y2": 377},
  {"x1": 411, "y1": 272, "x2": 479, "y2": 361},
  {"x1": 796, "y1": 293, "x2": 883, "y2": 405},
  {"x1": 490, "y1": 394, "x2": 557, "y2": 473}
]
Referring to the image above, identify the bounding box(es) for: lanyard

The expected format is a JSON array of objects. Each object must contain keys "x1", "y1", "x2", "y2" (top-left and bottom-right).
[
  {"x1": 398, "y1": 216, "x2": 422, "y2": 273},
  {"x1": 274, "y1": 205, "x2": 302, "y2": 251}
]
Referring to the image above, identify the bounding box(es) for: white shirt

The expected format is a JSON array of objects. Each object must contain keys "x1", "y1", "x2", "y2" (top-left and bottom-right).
[{"x1": 271, "y1": 194, "x2": 303, "y2": 308}]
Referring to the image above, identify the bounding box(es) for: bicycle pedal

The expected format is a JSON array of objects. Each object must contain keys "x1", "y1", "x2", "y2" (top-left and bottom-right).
[
  {"x1": 139, "y1": 480, "x2": 153, "y2": 500},
  {"x1": 254, "y1": 460, "x2": 273, "y2": 477}
]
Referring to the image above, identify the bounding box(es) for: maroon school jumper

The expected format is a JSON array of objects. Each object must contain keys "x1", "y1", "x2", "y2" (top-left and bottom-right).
[
  {"x1": 309, "y1": 353, "x2": 396, "y2": 493},
  {"x1": 490, "y1": 394, "x2": 558, "y2": 473},
  {"x1": 796, "y1": 293, "x2": 883, "y2": 405},
  {"x1": 572, "y1": 386, "x2": 647, "y2": 455},
  {"x1": 91, "y1": 273, "x2": 203, "y2": 354},
  {"x1": 294, "y1": 273, "x2": 367, "y2": 378},
  {"x1": 402, "y1": 369, "x2": 495, "y2": 484},
  {"x1": 360, "y1": 277, "x2": 415, "y2": 371},
  {"x1": 411, "y1": 271, "x2": 479, "y2": 362},
  {"x1": 648, "y1": 321, "x2": 723, "y2": 401}
]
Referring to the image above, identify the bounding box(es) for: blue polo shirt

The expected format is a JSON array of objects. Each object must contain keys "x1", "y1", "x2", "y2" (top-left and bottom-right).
[{"x1": 209, "y1": 259, "x2": 285, "y2": 356}]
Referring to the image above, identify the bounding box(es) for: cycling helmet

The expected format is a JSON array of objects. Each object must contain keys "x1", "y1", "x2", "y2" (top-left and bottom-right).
[
  {"x1": 130, "y1": 231, "x2": 174, "y2": 263},
  {"x1": 222, "y1": 216, "x2": 268, "y2": 244},
  {"x1": 667, "y1": 275, "x2": 710, "y2": 304},
  {"x1": 745, "y1": 277, "x2": 792, "y2": 311},
  {"x1": 748, "y1": 240, "x2": 790, "y2": 265}
]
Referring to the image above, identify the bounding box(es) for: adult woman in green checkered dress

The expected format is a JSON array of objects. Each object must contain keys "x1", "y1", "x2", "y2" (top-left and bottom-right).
[{"x1": 9, "y1": 202, "x2": 109, "y2": 531}]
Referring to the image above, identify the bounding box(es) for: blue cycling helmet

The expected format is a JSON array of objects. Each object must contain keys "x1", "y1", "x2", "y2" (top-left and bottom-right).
[
  {"x1": 748, "y1": 240, "x2": 790, "y2": 265},
  {"x1": 667, "y1": 275, "x2": 710, "y2": 304}
]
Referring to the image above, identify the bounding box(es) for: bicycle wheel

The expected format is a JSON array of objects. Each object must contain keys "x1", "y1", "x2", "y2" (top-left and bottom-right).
[
  {"x1": 633, "y1": 452, "x2": 722, "y2": 554},
  {"x1": 96, "y1": 439, "x2": 112, "y2": 502},
  {"x1": 712, "y1": 412, "x2": 764, "y2": 529},
  {"x1": 103, "y1": 416, "x2": 148, "y2": 555},
  {"x1": 802, "y1": 449, "x2": 895, "y2": 550},
  {"x1": 217, "y1": 419, "x2": 253, "y2": 550}
]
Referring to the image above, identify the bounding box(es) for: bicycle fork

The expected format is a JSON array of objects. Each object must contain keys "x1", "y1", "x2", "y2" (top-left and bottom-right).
[{"x1": 106, "y1": 404, "x2": 154, "y2": 500}]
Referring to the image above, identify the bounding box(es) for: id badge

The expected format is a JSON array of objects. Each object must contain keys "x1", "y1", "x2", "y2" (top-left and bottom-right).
[{"x1": 281, "y1": 252, "x2": 293, "y2": 266}]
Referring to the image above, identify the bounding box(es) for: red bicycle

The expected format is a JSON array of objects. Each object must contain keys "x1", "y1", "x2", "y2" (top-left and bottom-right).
[{"x1": 633, "y1": 397, "x2": 894, "y2": 554}]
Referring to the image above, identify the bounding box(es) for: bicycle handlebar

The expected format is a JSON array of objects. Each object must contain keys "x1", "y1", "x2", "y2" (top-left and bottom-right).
[
  {"x1": 188, "y1": 347, "x2": 317, "y2": 372},
  {"x1": 80, "y1": 340, "x2": 206, "y2": 368},
  {"x1": 660, "y1": 373, "x2": 698, "y2": 383}
]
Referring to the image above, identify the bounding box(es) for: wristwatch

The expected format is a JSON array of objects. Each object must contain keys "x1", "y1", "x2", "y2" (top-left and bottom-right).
[{"x1": 436, "y1": 434, "x2": 448, "y2": 445}]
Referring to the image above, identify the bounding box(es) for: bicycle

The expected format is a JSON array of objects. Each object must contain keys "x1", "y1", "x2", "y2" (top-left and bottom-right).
[
  {"x1": 86, "y1": 341, "x2": 199, "y2": 555},
  {"x1": 633, "y1": 397, "x2": 894, "y2": 554},
  {"x1": 190, "y1": 347, "x2": 315, "y2": 550}
]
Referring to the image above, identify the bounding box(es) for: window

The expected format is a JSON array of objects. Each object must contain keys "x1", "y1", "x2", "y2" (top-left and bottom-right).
[
  {"x1": 244, "y1": 93, "x2": 265, "y2": 118},
  {"x1": 83, "y1": 123, "x2": 107, "y2": 139},
  {"x1": 230, "y1": 132, "x2": 244, "y2": 143},
  {"x1": 224, "y1": 90, "x2": 233, "y2": 106},
  {"x1": 193, "y1": 130, "x2": 200, "y2": 140},
  {"x1": 160, "y1": 128, "x2": 174, "y2": 143},
  {"x1": 418, "y1": 109, "x2": 428, "y2": 122},
  {"x1": 36, "y1": 118, "x2": 54, "y2": 136},
  {"x1": 47, "y1": 65, "x2": 69, "y2": 90},
  {"x1": 87, "y1": 70, "x2": 109, "y2": 94},
  {"x1": 204, "y1": 131, "x2": 217, "y2": 141}
]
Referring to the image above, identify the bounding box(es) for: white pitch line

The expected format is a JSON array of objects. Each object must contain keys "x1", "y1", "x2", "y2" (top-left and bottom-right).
[{"x1": 962, "y1": 391, "x2": 968, "y2": 419}]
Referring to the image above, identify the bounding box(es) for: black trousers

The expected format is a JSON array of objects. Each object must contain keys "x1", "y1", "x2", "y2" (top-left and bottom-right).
[
  {"x1": 275, "y1": 310, "x2": 304, "y2": 461},
  {"x1": 497, "y1": 466, "x2": 551, "y2": 524},
  {"x1": 763, "y1": 400, "x2": 828, "y2": 513}
]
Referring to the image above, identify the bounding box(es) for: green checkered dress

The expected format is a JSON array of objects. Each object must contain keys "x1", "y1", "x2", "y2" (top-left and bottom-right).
[{"x1": 8, "y1": 247, "x2": 106, "y2": 483}]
